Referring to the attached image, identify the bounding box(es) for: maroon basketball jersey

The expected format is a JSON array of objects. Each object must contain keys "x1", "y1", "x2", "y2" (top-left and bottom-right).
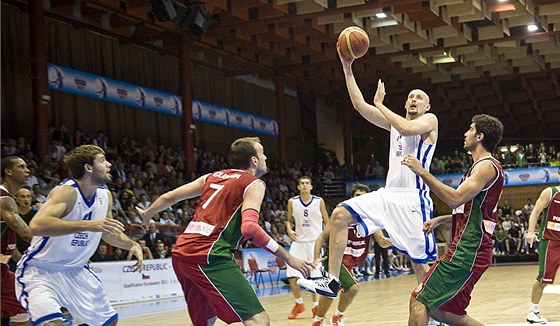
[
  {"x1": 539, "y1": 186, "x2": 560, "y2": 241},
  {"x1": 444, "y1": 157, "x2": 504, "y2": 272},
  {"x1": 1, "y1": 185, "x2": 17, "y2": 275},
  {"x1": 172, "y1": 169, "x2": 261, "y2": 264},
  {"x1": 342, "y1": 224, "x2": 371, "y2": 268}
]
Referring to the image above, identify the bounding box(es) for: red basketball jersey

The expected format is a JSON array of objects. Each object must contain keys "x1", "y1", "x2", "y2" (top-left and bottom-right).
[
  {"x1": 172, "y1": 169, "x2": 262, "y2": 264},
  {"x1": 1, "y1": 185, "x2": 16, "y2": 256},
  {"x1": 444, "y1": 157, "x2": 504, "y2": 272},
  {"x1": 342, "y1": 224, "x2": 371, "y2": 268},
  {"x1": 539, "y1": 186, "x2": 560, "y2": 241},
  {"x1": 1, "y1": 185, "x2": 17, "y2": 275}
]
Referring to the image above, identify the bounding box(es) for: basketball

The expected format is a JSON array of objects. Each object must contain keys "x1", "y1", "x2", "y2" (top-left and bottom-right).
[{"x1": 338, "y1": 26, "x2": 369, "y2": 59}]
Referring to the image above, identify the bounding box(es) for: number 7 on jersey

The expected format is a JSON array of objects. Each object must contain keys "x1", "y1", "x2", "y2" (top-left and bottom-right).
[{"x1": 202, "y1": 183, "x2": 224, "y2": 209}]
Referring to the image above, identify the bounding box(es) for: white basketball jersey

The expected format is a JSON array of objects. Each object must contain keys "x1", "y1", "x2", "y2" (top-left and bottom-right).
[
  {"x1": 291, "y1": 195, "x2": 324, "y2": 242},
  {"x1": 20, "y1": 179, "x2": 109, "y2": 271},
  {"x1": 385, "y1": 126, "x2": 436, "y2": 191}
]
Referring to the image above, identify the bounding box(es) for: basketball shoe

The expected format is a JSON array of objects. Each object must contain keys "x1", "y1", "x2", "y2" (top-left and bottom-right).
[
  {"x1": 331, "y1": 314, "x2": 345, "y2": 326},
  {"x1": 311, "y1": 319, "x2": 325, "y2": 326},
  {"x1": 527, "y1": 311, "x2": 547, "y2": 324},
  {"x1": 311, "y1": 306, "x2": 318, "y2": 318},
  {"x1": 297, "y1": 268, "x2": 340, "y2": 298},
  {"x1": 288, "y1": 303, "x2": 305, "y2": 319}
]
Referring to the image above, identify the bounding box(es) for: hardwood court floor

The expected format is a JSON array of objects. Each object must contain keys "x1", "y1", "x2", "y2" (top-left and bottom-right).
[{"x1": 118, "y1": 264, "x2": 559, "y2": 325}]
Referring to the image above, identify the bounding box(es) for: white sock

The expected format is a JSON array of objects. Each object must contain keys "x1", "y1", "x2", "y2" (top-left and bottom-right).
[
  {"x1": 312, "y1": 301, "x2": 319, "y2": 308},
  {"x1": 313, "y1": 316, "x2": 324, "y2": 322},
  {"x1": 295, "y1": 297, "x2": 303, "y2": 304},
  {"x1": 530, "y1": 303, "x2": 539, "y2": 312},
  {"x1": 336, "y1": 310, "x2": 345, "y2": 316}
]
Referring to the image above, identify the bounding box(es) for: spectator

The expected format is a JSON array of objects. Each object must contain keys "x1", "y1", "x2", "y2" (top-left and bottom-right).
[
  {"x1": 92, "y1": 130, "x2": 107, "y2": 150},
  {"x1": 142, "y1": 223, "x2": 167, "y2": 256},
  {"x1": 32, "y1": 183, "x2": 47, "y2": 205},
  {"x1": 153, "y1": 240, "x2": 170, "y2": 259},
  {"x1": 371, "y1": 160, "x2": 385, "y2": 178},
  {"x1": 506, "y1": 221, "x2": 522, "y2": 254},
  {"x1": 132, "y1": 180, "x2": 148, "y2": 199},
  {"x1": 90, "y1": 243, "x2": 114, "y2": 262},
  {"x1": 516, "y1": 144, "x2": 528, "y2": 168},
  {"x1": 138, "y1": 239, "x2": 154, "y2": 260},
  {"x1": 430, "y1": 157, "x2": 443, "y2": 174},
  {"x1": 112, "y1": 247, "x2": 127, "y2": 261},
  {"x1": 137, "y1": 194, "x2": 151, "y2": 210},
  {"x1": 523, "y1": 199, "x2": 535, "y2": 217}
]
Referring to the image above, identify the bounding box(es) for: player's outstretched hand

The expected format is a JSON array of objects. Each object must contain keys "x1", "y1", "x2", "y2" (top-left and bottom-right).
[
  {"x1": 423, "y1": 219, "x2": 438, "y2": 233},
  {"x1": 373, "y1": 79, "x2": 386, "y2": 105},
  {"x1": 127, "y1": 242, "x2": 144, "y2": 272},
  {"x1": 287, "y1": 256, "x2": 315, "y2": 279},
  {"x1": 337, "y1": 42, "x2": 354, "y2": 68},
  {"x1": 91, "y1": 218, "x2": 125, "y2": 234},
  {"x1": 373, "y1": 231, "x2": 392, "y2": 248},
  {"x1": 135, "y1": 206, "x2": 152, "y2": 228},
  {"x1": 401, "y1": 154, "x2": 423, "y2": 174},
  {"x1": 525, "y1": 231, "x2": 538, "y2": 247}
]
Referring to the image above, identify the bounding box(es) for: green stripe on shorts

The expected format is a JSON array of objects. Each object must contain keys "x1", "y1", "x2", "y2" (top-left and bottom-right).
[
  {"x1": 415, "y1": 258, "x2": 472, "y2": 311},
  {"x1": 536, "y1": 238, "x2": 549, "y2": 283},
  {"x1": 200, "y1": 258, "x2": 264, "y2": 321},
  {"x1": 339, "y1": 264, "x2": 358, "y2": 292}
]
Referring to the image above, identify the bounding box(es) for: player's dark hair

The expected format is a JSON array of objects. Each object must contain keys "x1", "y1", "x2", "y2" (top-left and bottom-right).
[
  {"x1": 63, "y1": 145, "x2": 105, "y2": 179},
  {"x1": 297, "y1": 176, "x2": 312, "y2": 185},
  {"x1": 472, "y1": 114, "x2": 503, "y2": 152},
  {"x1": 1, "y1": 156, "x2": 21, "y2": 179}
]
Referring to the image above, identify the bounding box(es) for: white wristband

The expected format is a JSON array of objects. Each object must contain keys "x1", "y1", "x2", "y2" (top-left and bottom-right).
[{"x1": 266, "y1": 238, "x2": 280, "y2": 253}]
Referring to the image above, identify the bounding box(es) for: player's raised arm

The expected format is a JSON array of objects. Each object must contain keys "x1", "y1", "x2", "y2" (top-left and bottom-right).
[{"x1": 338, "y1": 45, "x2": 390, "y2": 131}]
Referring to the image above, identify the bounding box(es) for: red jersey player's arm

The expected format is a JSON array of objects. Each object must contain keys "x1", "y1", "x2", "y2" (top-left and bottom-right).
[
  {"x1": 1, "y1": 196, "x2": 32, "y2": 242},
  {"x1": 137, "y1": 174, "x2": 208, "y2": 225},
  {"x1": 526, "y1": 187, "x2": 552, "y2": 246}
]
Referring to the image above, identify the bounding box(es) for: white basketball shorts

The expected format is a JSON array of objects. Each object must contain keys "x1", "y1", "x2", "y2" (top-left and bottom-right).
[
  {"x1": 340, "y1": 187, "x2": 437, "y2": 263},
  {"x1": 286, "y1": 241, "x2": 323, "y2": 278},
  {"x1": 15, "y1": 264, "x2": 117, "y2": 326}
]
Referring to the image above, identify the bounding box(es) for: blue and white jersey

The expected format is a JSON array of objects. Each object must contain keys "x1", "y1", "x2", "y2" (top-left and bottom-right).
[
  {"x1": 291, "y1": 195, "x2": 324, "y2": 242},
  {"x1": 19, "y1": 179, "x2": 109, "y2": 271},
  {"x1": 385, "y1": 126, "x2": 436, "y2": 191}
]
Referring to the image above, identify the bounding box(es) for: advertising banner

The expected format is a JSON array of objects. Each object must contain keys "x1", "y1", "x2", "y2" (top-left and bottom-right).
[
  {"x1": 346, "y1": 167, "x2": 559, "y2": 197},
  {"x1": 48, "y1": 64, "x2": 181, "y2": 116},
  {"x1": 90, "y1": 259, "x2": 182, "y2": 304},
  {"x1": 47, "y1": 64, "x2": 278, "y2": 137}
]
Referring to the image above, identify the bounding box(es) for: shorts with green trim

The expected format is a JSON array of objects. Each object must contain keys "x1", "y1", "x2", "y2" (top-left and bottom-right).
[
  {"x1": 536, "y1": 238, "x2": 560, "y2": 284},
  {"x1": 172, "y1": 255, "x2": 264, "y2": 325},
  {"x1": 412, "y1": 257, "x2": 484, "y2": 315}
]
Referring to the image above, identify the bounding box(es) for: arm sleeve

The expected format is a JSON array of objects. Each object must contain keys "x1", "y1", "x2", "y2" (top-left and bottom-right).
[{"x1": 240, "y1": 209, "x2": 280, "y2": 254}]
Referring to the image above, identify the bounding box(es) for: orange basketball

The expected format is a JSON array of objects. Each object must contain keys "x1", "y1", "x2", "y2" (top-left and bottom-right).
[{"x1": 338, "y1": 26, "x2": 369, "y2": 59}]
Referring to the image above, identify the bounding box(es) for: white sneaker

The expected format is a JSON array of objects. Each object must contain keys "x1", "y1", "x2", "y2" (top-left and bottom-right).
[
  {"x1": 297, "y1": 269, "x2": 340, "y2": 298},
  {"x1": 527, "y1": 311, "x2": 547, "y2": 324}
]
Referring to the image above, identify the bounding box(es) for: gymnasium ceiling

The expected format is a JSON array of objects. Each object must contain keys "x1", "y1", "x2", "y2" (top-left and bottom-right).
[{"x1": 5, "y1": 0, "x2": 560, "y2": 138}]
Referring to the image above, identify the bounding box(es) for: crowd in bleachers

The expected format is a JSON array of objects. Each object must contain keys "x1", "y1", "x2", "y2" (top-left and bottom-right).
[{"x1": 2, "y1": 126, "x2": 557, "y2": 261}]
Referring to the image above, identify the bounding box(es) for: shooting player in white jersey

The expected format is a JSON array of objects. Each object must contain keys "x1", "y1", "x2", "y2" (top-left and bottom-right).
[
  {"x1": 15, "y1": 145, "x2": 143, "y2": 326},
  {"x1": 298, "y1": 45, "x2": 439, "y2": 301}
]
